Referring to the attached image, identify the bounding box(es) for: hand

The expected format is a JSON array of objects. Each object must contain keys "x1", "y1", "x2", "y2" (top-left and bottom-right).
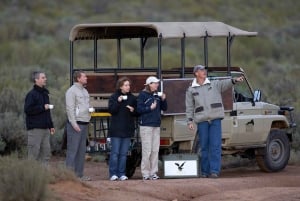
[
  {"x1": 118, "y1": 96, "x2": 123, "y2": 102},
  {"x1": 161, "y1": 93, "x2": 166, "y2": 100},
  {"x1": 234, "y1": 76, "x2": 244, "y2": 83},
  {"x1": 126, "y1": 105, "x2": 134, "y2": 112},
  {"x1": 50, "y1": 128, "x2": 55, "y2": 135},
  {"x1": 45, "y1": 104, "x2": 50, "y2": 110},
  {"x1": 73, "y1": 124, "x2": 81, "y2": 132},
  {"x1": 188, "y1": 123, "x2": 194, "y2": 130},
  {"x1": 150, "y1": 100, "x2": 157, "y2": 110}
]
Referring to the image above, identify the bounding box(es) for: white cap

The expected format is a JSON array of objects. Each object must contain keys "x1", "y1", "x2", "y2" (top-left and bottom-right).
[{"x1": 144, "y1": 76, "x2": 160, "y2": 85}]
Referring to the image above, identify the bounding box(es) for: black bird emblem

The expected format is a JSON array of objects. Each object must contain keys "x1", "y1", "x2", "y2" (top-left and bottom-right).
[
  {"x1": 175, "y1": 162, "x2": 185, "y2": 171},
  {"x1": 246, "y1": 119, "x2": 254, "y2": 125}
]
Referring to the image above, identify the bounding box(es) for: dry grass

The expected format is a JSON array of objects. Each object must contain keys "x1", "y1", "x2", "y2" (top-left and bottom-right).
[{"x1": 0, "y1": 156, "x2": 50, "y2": 201}]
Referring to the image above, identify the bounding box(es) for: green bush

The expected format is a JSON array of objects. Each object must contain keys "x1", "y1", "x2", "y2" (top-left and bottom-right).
[
  {"x1": 0, "y1": 156, "x2": 51, "y2": 201},
  {"x1": 0, "y1": 112, "x2": 26, "y2": 155}
]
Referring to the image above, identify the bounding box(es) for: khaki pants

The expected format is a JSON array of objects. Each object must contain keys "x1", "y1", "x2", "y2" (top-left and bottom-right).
[
  {"x1": 27, "y1": 128, "x2": 51, "y2": 165},
  {"x1": 139, "y1": 126, "x2": 160, "y2": 177}
]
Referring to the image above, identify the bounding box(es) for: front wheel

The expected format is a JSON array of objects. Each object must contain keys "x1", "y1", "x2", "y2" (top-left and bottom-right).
[{"x1": 256, "y1": 129, "x2": 290, "y2": 172}]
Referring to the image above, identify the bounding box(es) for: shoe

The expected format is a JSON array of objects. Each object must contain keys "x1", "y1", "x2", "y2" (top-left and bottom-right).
[
  {"x1": 143, "y1": 176, "x2": 150, "y2": 180},
  {"x1": 200, "y1": 174, "x2": 209, "y2": 178},
  {"x1": 79, "y1": 176, "x2": 91, "y2": 181},
  {"x1": 119, "y1": 175, "x2": 128, "y2": 181},
  {"x1": 150, "y1": 174, "x2": 160, "y2": 180},
  {"x1": 209, "y1": 173, "x2": 219, "y2": 178},
  {"x1": 110, "y1": 175, "x2": 119, "y2": 181}
]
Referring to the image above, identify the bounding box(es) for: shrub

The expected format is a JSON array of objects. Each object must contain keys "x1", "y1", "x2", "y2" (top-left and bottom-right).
[
  {"x1": 0, "y1": 112, "x2": 26, "y2": 155},
  {"x1": 0, "y1": 156, "x2": 51, "y2": 201},
  {"x1": 48, "y1": 161, "x2": 77, "y2": 184}
]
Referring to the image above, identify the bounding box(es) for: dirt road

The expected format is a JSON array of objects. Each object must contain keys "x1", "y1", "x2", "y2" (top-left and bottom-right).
[{"x1": 50, "y1": 158, "x2": 300, "y2": 201}]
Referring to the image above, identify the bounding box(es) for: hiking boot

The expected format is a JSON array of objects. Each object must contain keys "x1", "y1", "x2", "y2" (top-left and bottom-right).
[{"x1": 79, "y1": 176, "x2": 91, "y2": 181}]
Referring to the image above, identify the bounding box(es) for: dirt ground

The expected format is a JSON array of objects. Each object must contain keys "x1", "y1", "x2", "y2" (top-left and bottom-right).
[{"x1": 49, "y1": 156, "x2": 300, "y2": 201}]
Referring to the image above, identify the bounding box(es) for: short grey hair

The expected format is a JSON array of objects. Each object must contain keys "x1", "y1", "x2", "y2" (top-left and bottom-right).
[{"x1": 31, "y1": 71, "x2": 44, "y2": 83}]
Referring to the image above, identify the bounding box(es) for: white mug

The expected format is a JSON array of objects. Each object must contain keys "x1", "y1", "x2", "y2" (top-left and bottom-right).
[
  {"x1": 157, "y1": 92, "x2": 163, "y2": 97},
  {"x1": 122, "y1": 95, "x2": 128, "y2": 100},
  {"x1": 48, "y1": 104, "x2": 54, "y2": 109},
  {"x1": 89, "y1": 107, "x2": 95, "y2": 112}
]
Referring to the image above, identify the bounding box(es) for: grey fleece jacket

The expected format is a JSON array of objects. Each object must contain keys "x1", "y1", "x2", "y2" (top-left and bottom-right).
[
  {"x1": 65, "y1": 82, "x2": 91, "y2": 127},
  {"x1": 185, "y1": 78, "x2": 233, "y2": 124}
]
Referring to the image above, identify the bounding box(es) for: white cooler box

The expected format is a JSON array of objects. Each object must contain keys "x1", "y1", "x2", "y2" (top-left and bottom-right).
[{"x1": 162, "y1": 154, "x2": 200, "y2": 178}]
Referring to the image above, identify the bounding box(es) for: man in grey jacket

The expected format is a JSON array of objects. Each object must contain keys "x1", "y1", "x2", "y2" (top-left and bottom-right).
[
  {"x1": 185, "y1": 65, "x2": 243, "y2": 178},
  {"x1": 65, "y1": 70, "x2": 91, "y2": 181}
]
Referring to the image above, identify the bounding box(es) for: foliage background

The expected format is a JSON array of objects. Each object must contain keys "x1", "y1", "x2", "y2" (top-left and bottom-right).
[{"x1": 0, "y1": 0, "x2": 299, "y2": 153}]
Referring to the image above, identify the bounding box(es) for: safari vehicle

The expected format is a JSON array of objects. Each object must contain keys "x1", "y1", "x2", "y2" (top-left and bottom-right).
[{"x1": 68, "y1": 22, "x2": 296, "y2": 177}]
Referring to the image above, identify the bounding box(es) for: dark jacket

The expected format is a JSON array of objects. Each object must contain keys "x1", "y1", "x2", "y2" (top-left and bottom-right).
[
  {"x1": 137, "y1": 89, "x2": 167, "y2": 127},
  {"x1": 24, "y1": 85, "x2": 54, "y2": 130},
  {"x1": 108, "y1": 90, "x2": 137, "y2": 138}
]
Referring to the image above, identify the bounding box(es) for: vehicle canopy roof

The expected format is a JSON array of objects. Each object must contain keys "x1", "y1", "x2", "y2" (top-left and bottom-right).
[{"x1": 69, "y1": 21, "x2": 257, "y2": 41}]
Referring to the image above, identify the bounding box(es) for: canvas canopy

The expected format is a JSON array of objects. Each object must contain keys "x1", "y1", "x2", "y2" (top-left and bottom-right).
[{"x1": 69, "y1": 21, "x2": 257, "y2": 41}]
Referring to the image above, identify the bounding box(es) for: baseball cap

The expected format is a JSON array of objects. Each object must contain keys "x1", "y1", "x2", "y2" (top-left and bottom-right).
[
  {"x1": 193, "y1": 65, "x2": 206, "y2": 73},
  {"x1": 144, "y1": 76, "x2": 160, "y2": 85}
]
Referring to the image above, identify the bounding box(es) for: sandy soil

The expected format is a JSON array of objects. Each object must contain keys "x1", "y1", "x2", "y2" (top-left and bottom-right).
[{"x1": 49, "y1": 157, "x2": 300, "y2": 201}]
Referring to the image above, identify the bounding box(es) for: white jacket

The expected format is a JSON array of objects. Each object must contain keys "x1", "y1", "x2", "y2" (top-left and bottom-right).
[{"x1": 65, "y1": 82, "x2": 91, "y2": 127}]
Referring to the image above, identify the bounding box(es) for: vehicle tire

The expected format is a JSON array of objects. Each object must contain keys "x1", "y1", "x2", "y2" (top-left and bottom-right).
[
  {"x1": 255, "y1": 129, "x2": 290, "y2": 172},
  {"x1": 126, "y1": 148, "x2": 142, "y2": 178}
]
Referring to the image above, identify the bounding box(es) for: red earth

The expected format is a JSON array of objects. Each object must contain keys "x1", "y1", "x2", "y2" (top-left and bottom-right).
[{"x1": 49, "y1": 156, "x2": 300, "y2": 201}]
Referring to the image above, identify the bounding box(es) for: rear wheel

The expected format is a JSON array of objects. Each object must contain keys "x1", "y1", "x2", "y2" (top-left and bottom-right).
[
  {"x1": 126, "y1": 148, "x2": 142, "y2": 178},
  {"x1": 256, "y1": 129, "x2": 290, "y2": 172}
]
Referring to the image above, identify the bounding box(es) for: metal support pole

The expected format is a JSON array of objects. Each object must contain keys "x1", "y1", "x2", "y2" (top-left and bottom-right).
[
  {"x1": 204, "y1": 32, "x2": 208, "y2": 68},
  {"x1": 94, "y1": 38, "x2": 98, "y2": 71},
  {"x1": 181, "y1": 34, "x2": 186, "y2": 78},
  {"x1": 157, "y1": 34, "x2": 162, "y2": 79},
  {"x1": 69, "y1": 41, "x2": 74, "y2": 86},
  {"x1": 117, "y1": 39, "x2": 121, "y2": 68}
]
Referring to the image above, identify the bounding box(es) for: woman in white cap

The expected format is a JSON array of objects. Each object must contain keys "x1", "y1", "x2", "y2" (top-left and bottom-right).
[
  {"x1": 185, "y1": 65, "x2": 243, "y2": 178},
  {"x1": 137, "y1": 76, "x2": 167, "y2": 180}
]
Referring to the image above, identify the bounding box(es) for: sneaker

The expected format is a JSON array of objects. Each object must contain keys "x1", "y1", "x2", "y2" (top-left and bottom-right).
[
  {"x1": 110, "y1": 175, "x2": 119, "y2": 181},
  {"x1": 119, "y1": 175, "x2": 128, "y2": 181},
  {"x1": 143, "y1": 176, "x2": 150, "y2": 180},
  {"x1": 200, "y1": 174, "x2": 209, "y2": 178},
  {"x1": 79, "y1": 176, "x2": 91, "y2": 181},
  {"x1": 209, "y1": 173, "x2": 219, "y2": 179},
  {"x1": 150, "y1": 174, "x2": 160, "y2": 180}
]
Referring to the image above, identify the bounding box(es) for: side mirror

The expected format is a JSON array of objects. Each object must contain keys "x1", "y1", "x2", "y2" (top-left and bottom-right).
[{"x1": 253, "y1": 90, "x2": 261, "y2": 102}]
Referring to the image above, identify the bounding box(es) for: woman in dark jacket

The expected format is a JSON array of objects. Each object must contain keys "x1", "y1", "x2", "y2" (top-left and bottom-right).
[{"x1": 108, "y1": 77, "x2": 137, "y2": 181}]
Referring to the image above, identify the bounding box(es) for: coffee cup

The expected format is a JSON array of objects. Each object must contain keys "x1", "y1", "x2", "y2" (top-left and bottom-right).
[
  {"x1": 89, "y1": 107, "x2": 95, "y2": 113},
  {"x1": 157, "y1": 92, "x2": 163, "y2": 97},
  {"x1": 48, "y1": 104, "x2": 54, "y2": 109},
  {"x1": 122, "y1": 95, "x2": 128, "y2": 100}
]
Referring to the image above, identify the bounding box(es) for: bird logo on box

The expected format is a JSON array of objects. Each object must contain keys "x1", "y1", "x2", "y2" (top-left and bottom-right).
[{"x1": 175, "y1": 162, "x2": 185, "y2": 171}]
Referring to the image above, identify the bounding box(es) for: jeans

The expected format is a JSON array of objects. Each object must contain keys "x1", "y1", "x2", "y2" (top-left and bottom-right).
[
  {"x1": 109, "y1": 137, "x2": 131, "y2": 177},
  {"x1": 197, "y1": 119, "x2": 222, "y2": 175}
]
